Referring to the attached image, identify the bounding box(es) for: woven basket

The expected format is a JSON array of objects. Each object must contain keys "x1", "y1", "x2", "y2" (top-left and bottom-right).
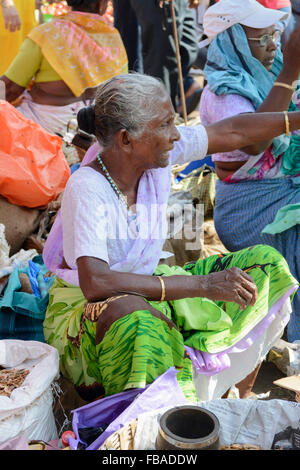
[{"x1": 100, "y1": 419, "x2": 138, "y2": 450}]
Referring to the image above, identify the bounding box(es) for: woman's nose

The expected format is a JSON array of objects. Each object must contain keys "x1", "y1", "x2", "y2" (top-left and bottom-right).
[
  {"x1": 267, "y1": 36, "x2": 278, "y2": 51},
  {"x1": 171, "y1": 125, "x2": 180, "y2": 143}
]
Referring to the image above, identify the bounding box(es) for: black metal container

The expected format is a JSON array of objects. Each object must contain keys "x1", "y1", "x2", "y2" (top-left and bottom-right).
[{"x1": 155, "y1": 405, "x2": 220, "y2": 450}]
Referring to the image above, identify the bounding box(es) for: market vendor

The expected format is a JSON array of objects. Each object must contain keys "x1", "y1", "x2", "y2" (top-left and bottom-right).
[
  {"x1": 199, "y1": 0, "x2": 300, "y2": 344},
  {"x1": 43, "y1": 73, "x2": 299, "y2": 402}
]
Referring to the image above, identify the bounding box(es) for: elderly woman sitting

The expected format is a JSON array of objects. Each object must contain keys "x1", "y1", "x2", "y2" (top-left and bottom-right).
[
  {"x1": 42, "y1": 73, "x2": 299, "y2": 402},
  {"x1": 199, "y1": 0, "x2": 300, "y2": 343}
]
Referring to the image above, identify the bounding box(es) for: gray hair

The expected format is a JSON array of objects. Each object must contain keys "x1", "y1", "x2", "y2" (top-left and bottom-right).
[{"x1": 94, "y1": 73, "x2": 168, "y2": 148}]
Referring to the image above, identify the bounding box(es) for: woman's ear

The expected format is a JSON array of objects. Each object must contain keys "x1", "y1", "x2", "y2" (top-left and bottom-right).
[{"x1": 116, "y1": 128, "x2": 132, "y2": 152}]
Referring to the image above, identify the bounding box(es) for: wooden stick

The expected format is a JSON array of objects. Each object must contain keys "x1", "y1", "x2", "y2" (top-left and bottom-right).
[{"x1": 169, "y1": 0, "x2": 187, "y2": 124}]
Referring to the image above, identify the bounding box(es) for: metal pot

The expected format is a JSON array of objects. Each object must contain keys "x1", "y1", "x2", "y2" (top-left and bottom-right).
[{"x1": 155, "y1": 405, "x2": 220, "y2": 451}]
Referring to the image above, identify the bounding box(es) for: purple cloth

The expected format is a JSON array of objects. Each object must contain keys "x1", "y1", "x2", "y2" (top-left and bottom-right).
[{"x1": 69, "y1": 367, "x2": 187, "y2": 450}]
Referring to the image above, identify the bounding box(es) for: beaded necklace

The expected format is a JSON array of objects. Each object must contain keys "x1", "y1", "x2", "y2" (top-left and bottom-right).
[{"x1": 96, "y1": 153, "x2": 130, "y2": 211}]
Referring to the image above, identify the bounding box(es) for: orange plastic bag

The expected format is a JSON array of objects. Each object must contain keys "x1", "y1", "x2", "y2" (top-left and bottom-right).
[{"x1": 0, "y1": 101, "x2": 70, "y2": 208}]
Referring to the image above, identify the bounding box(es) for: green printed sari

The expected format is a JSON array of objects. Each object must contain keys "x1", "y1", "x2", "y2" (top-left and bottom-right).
[{"x1": 43, "y1": 245, "x2": 298, "y2": 401}]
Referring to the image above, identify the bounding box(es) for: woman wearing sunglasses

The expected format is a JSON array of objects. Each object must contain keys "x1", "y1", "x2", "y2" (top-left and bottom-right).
[{"x1": 199, "y1": 0, "x2": 300, "y2": 343}]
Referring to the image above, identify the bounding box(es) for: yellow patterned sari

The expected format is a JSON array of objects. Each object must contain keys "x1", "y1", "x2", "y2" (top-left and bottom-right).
[{"x1": 27, "y1": 11, "x2": 128, "y2": 97}]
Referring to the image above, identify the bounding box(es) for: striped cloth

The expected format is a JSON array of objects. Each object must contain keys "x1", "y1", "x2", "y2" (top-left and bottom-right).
[{"x1": 214, "y1": 176, "x2": 300, "y2": 342}]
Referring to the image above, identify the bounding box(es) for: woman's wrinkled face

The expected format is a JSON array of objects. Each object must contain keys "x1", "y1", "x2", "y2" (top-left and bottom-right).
[
  {"x1": 242, "y1": 24, "x2": 278, "y2": 70},
  {"x1": 131, "y1": 93, "x2": 181, "y2": 170}
]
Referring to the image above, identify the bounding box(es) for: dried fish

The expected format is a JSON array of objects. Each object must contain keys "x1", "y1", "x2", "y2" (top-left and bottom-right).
[{"x1": 0, "y1": 368, "x2": 30, "y2": 397}]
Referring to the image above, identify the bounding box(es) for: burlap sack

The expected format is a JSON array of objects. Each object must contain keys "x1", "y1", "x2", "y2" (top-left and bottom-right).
[{"x1": 0, "y1": 196, "x2": 43, "y2": 256}]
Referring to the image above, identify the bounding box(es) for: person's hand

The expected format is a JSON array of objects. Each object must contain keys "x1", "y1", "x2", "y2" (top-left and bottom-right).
[
  {"x1": 201, "y1": 267, "x2": 258, "y2": 310},
  {"x1": 1, "y1": 1, "x2": 21, "y2": 32},
  {"x1": 282, "y1": 24, "x2": 300, "y2": 76}
]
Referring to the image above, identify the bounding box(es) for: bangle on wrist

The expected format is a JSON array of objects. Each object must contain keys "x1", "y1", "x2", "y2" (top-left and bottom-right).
[
  {"x1": 158, "y1": 276, "x2": 166, "y2": 302},
  {"x1": 283, "y1": 110, "x2": 290, "y2": 137},
  {"x1": 273, "y1": 81, "x2": 295, "y2": 92}
]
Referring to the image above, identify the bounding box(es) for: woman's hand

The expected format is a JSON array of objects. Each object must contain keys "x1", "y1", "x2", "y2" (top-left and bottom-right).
[
  {"x1": 1, "y1": 1, "x2": 21, "y2": 32},
  {"x1": 201, "y1": 267, "x2": 258, "y2": 310}
]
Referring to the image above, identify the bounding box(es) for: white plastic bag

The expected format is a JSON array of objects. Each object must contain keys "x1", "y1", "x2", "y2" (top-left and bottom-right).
[{"x1": 0, "y1": 339, "x2": 59, "y2": 443}]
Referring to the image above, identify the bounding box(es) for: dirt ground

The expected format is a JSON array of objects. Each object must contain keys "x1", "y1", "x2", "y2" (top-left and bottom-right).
[{"x1": 252, "y1": 359, "x2": 296, "y2": 401}]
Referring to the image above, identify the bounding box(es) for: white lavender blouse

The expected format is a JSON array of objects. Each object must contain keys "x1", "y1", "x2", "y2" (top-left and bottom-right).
[{"x1": 43, "y1": 125, "x2": 209, "y2": 286}]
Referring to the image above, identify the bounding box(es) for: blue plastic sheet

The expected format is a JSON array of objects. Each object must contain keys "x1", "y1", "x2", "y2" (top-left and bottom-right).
[{"x1": 0, "y1": 255, "x2": 55, "y2": 341}]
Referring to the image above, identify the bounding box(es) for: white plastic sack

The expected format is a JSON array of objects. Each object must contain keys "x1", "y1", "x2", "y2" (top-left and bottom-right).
[{"x1": 0, "y1": 339, "x2": 59, "y2": 443}]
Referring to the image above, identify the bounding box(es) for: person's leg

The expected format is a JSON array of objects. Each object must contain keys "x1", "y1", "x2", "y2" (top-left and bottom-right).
[
  {"x1": 235, "y1": 363, "x2": 262, "y2": 398},
  {"x1": 170, "y1": 0, "x2": 199, "y2": 111},
  {"x1": 177, "y1": 1, "x2": 198, "y2": 83},
  {"x1": 177, "y1": 5, "x2": 202, "y2": 114},
  {"x1": 221, "y1": 363, "x2": 261, "y2": 399},
  {"x1": 129, "y1": 0, "x2": 177, "y2": 106},
  {"x1": 130, "y1": 0, "x2": 198, "y2": 110},
  {"x1": 112, "y1": 0, "x2": 142, "y2": 72}
]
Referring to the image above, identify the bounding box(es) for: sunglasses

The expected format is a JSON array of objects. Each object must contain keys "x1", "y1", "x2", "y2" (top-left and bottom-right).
[{"x1": 247, "y1": 30, "x2": 281, "y2": 47}]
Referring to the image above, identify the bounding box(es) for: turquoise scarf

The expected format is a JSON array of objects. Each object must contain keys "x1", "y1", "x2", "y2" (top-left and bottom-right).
[{"x1": 204, "y1": 24, "x2": 300, "y2": 174}]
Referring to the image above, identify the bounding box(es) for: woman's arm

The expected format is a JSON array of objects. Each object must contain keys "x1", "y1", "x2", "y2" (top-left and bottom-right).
[
  {"x1": 77, "y1": 256, "x2": 257, "y2": 311},
  {"x1": 205, "y1": 110, "x2": 300, "y2": 155},
  {"x1": 0, "y1": 38, "x2": 44, "y2": 102},
  {"x1": 0, "y1": 75, "x2": 24, "y2": 102}
]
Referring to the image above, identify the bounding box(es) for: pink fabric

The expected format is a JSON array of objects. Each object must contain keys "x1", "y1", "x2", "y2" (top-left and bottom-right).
[
  {"x1": 199, "y1": 86, "x2": 254, "y2": 162},
  {"x1": 256, "y1": 0, "x2": 291, "y2": 8}
]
